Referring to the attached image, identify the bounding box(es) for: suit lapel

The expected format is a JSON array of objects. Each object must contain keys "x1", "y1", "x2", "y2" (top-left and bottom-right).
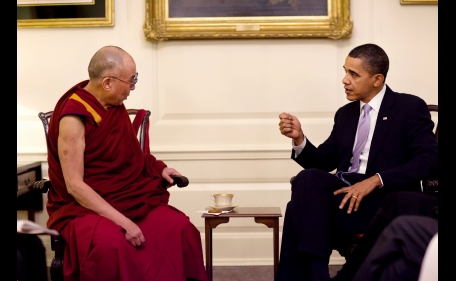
[
  {"x1": 338, "y1": 101, "x2": 361, "y2": 170},
  {"x1": 345, "y1": 102, "x2": 362, "y2": 147},
  {"x1": 367, "y1": 86, "x2": 396, "y2": 168}
]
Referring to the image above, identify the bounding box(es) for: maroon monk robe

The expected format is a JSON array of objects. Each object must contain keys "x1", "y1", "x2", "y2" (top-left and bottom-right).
[{"x1": 46, "y1": 80, "x2": 208, "y2": 281}]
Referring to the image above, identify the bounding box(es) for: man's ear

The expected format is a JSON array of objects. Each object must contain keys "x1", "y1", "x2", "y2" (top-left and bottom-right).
[
  {"x1": 373, "y1": 74, "x2": 385, "y2": 87},
  {"x1": 101, "y1": 77, "x2": 112, "y2": 90}
]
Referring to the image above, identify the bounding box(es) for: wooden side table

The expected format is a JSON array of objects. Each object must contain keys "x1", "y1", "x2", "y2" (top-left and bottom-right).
[
  {"x1": 17, "y1": 161, "x2": 43, "y2": 222},
  {"x1": 202, "y1": 207, "x2": 282, "y2": 281}
]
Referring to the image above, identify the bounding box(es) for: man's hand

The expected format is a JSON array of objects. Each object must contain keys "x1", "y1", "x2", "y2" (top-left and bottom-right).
[
  {"x1": 334, "y1": 174, "x2": 382, "y2": 214},
  {"x1": 278, "y1": 112, "x2": 305, "y2": 146},
  {"x1": 122, "y1": 220, "x2": 145, "y2": 247},
  {"x1": 162, "y1": 167, "x2": 182, "y2": 188}
]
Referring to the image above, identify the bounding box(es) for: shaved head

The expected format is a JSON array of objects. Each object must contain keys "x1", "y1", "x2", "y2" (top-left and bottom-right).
[{"x1": 87, "y1": 46, "x2": 133, "y2": 80}]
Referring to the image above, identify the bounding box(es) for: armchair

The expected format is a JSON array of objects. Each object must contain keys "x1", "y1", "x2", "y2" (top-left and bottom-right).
[
  {"x1": 289, "y1": 104, "x2": 438, "y2": 259},
  {"x1": 33, "y1": 109, "x2": 189, "y2": 281}
]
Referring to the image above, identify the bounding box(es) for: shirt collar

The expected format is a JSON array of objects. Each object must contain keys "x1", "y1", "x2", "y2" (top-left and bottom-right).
[{"x1": 360, "y1": 84, "x2": 386, "y2": 113}]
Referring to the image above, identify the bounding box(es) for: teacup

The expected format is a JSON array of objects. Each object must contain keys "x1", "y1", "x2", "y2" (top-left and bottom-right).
[{"x1": 211, "y1": 193, "x2": 234, "y2": 206}]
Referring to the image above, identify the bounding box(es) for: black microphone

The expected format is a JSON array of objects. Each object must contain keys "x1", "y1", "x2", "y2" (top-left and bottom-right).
[{"x1": 162, "y1": 176, "x2": 189, "y2": 188}]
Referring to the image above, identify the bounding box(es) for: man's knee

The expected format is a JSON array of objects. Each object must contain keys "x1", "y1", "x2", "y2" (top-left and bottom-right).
[
  {"x1": 385, "y1": 215, "x2": 438, "y2": 239},
  {"x1": 292, "y1": 169, "x2": 337, "y2": 194}
]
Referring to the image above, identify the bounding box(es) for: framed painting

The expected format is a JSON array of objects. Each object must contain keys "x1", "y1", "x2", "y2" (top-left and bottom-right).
[
  {"x1": 17, "y1": 0, "x2": 114, "y2": 28},
  {"x1": 400, "y1": 0, "x2": 437, "y2": 4},
  {"x1": 144, "y1": 0, "x2": 353, "y2": 41}
]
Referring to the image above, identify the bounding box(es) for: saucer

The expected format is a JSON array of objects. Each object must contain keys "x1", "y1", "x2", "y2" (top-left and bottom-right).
[{"x1": 209, "y1": 204, "x2": 238, "y2": 211}]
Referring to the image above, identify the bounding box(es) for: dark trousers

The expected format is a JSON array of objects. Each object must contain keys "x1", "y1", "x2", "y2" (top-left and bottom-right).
[
  {"x1": 17, "y1": 234, "x2": 48, "y2": 281},
  {"x1": 353, "y1": 215, "x2": 438, "y2": 281},
  {"x1": 333, "y1": 191, "x2": 438, "y2": 281},
  {"x1": 275, "y1": 169, "x2": 385, "y2": 281}
]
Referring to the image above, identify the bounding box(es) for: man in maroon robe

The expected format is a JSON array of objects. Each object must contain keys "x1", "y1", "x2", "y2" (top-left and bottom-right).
[{"x1": 46, "y1": 45, "x2": 208, "y2": 281}]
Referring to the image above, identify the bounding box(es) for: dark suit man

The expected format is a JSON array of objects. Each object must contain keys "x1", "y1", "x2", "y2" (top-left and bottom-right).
[
  {"x1": 333, "y1": 190, "x2": 438, "y2": 281},
  {"x1": 17, "y1": 234, "x2": 48, "y2": 281},
  {"x1": 276, "y1": 43, "x2": 438, "y2": 281}
]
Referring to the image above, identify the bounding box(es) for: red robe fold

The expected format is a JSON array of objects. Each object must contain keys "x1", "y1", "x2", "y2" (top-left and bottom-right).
[{"x1": 46, "y1": 80, "x2": 208, "y2": 281}]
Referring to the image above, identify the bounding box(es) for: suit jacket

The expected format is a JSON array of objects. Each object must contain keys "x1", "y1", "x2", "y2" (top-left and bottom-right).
[{"x1": 293, "y1": 85, "x2": 438, "y2": 193}]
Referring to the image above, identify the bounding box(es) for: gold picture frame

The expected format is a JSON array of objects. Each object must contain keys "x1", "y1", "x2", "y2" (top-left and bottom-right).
[
  {"x1": 17, "y1": 0, "x2": 114, "y2": 28},
  {"x1": 144, "y1": 0, "x2": 353, "y2": 41},
  {"x1": 400, "y1": 0, "x2": 437, "y2": 4}
]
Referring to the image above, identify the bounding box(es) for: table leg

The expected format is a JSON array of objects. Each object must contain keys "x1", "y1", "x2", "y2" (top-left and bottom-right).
[
  {"x1": 205, "y1": 221, "x2": 212, "y2": 281},
  {"x1": 205, "y1": 217, "x2": 230, "y2": 281},
  {"x1": 27, "y1": 207, "x2": 35, "y2": 222},
  {"x1": 272, "y1": 218, "x2": 279, "y2": 277},
  {"x1": 254, "y1": 217, "x2": 280, "y2": 278}
]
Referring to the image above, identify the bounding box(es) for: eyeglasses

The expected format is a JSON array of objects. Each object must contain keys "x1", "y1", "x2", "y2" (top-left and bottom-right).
[{"x1": 108, "y1": 72, "x2": 138, "y2": 89}]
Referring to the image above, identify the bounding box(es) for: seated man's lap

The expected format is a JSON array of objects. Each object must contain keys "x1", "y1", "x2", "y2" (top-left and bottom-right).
[
  {"x1": 62, "y1": 204, "x2": 201, "y2": 279},
  {"x1": 65, "y1": 204, "x2": 196, "y2": 252},
  {"x1": 294, "y1": 169, "x2": 385, "y2": 239}
]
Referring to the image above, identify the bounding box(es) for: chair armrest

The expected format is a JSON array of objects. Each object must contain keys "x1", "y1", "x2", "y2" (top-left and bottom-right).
[
  {"x1": 290, "y1": 176, "x2": 296, "y2": 185},
  {"x1": 422, "y1": 179, "x2": 438, "y2": 193},
  {"x1": 36, "y1": 176, "x2": 190, "y2": 192},
  {"x1": 33, "y1": 179, "x2": 52, "y2": 193}
]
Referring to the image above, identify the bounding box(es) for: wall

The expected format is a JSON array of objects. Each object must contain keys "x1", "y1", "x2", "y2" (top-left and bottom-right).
[{"x1": 17, "y1": 0, "x2": 438, "y2": 267}]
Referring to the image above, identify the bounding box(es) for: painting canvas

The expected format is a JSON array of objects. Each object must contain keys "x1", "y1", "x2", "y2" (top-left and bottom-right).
[{"x1": 168, "y1": 0, "x2": 328, "y2": 17}]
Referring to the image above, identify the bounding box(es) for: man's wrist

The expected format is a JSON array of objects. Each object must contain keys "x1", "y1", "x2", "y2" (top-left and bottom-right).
[
  {"x1": 292, "y1": 136, "x2": 306, "y2": 157},
  {"x1": 293, "y1": 134, "x2": 305, "y2": 146},
  {"x1": 375, "y1": 173, "x2": 384, "y2": 188}
]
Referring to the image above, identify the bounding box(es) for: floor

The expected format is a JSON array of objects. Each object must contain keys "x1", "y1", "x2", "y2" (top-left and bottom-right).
[
  {"x1": 47, "y1": 265, "x2": 343, "y2": 281},
  {"x1": 212, "y1": 265, "x2": 343, "y2": 281}
]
